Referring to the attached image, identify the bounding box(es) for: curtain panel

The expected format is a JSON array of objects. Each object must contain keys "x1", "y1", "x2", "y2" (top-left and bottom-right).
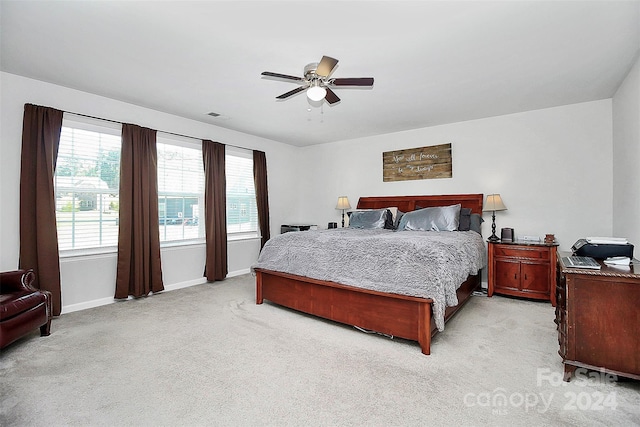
[
  {"x1": 19, "y1": 103, "x2": 63, "y2": 315},
  {"x1": 253, "y1": 150, "x2": 271, "y2": 250},
  {"x1": 202, "y1": 140, "x2": 228, "y2": 281},
  {"x1": 115, "y1": 124, "x2": 164, "y2": 298}
]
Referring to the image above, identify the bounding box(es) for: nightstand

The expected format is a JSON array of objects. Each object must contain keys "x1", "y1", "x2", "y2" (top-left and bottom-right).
[{"x1": 488, "y1": 240, "x2": 558, "y2": 306}]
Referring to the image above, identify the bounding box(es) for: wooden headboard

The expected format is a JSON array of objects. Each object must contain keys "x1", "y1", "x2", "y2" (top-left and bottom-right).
[{"x1": 357, "y1": 194, "x2": 484, "y2": 215}]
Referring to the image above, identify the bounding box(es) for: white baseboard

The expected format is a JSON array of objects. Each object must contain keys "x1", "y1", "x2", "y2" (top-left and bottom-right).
[
  {"x1": 163, "y1": 277, "x2": 207, "y2": 292},
  {"x1": 228, "y1": 268, "x2": 251, "y2": 277},
  {"x1": 61, "y1": 296, "x2": 116, "y2": 314},
  {"x1": 61, "y1": 268, "x2": 251, "y2": 314}
]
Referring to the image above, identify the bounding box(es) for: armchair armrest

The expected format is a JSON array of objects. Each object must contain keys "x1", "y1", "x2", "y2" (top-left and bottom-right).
[{"x1": 0, "y1": 269, "x2": 36, "y2": 293}]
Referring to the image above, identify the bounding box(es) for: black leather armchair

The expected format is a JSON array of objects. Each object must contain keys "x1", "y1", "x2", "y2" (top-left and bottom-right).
[{"x1": 0, "y1": 269, "x2": 52, "y2": 349}]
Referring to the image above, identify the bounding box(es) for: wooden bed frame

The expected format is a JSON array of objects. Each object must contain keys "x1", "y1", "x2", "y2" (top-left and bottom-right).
[{"x1": 255, "y1": 194, "x2": 484, "y2": 355}]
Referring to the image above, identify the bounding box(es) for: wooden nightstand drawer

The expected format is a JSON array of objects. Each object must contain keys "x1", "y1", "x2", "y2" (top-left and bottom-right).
[{"x1": 493, "y1": 245, "x2": 549, "y2": 260}]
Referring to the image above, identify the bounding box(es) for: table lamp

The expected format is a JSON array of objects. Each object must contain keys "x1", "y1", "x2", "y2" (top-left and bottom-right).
[
  {"x1": 483, "y1": 194, "x2": 507, "y2": 242},
  {"x1": 335, "y1": 196, "x2": 351, "y2": 228}
]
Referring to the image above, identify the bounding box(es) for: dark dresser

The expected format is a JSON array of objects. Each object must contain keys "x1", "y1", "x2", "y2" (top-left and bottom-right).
[{"x1": 556, "y1": 253, "x2": 640, "y2": 381}]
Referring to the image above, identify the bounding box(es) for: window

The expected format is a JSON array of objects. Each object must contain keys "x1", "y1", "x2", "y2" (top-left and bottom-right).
[
  {"x1": 55, "y1": 117, "x2": 122, "y2": 252},
  {"x1": 226, "y1": 147, "x2": 258, "y2": 236},
  {"x1": 156, "y1": 135, "x2": 205, "y2": 243},
  {"x1": 54, "y1": 114, "x2": 258, "y2": 254}
]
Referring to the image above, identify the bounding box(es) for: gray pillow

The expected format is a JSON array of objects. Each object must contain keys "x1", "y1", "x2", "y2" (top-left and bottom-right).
[
  {"x1": 348, "y1": 209, "x2": 394, "y2": 229},
  {"x1": 397, "y1": 204, "x2": 462, "y2": 232},
  {"x1": 458, "y1": 208, "x2": 472, "y2": 231},
  {"x1": 469, "y1": 213, "x2": 484, "y2": 234}
]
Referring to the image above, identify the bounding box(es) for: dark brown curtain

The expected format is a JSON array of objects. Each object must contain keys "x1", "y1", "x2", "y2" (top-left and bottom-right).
[
  {"x1": 115, "y1": 124, "x2": 164, "y2": 298},
  {"x1": 19, "y1": 104, "x2": 63, "y2": 315},
  {"x1": 202, "y1": 140, "x2": 227, "y2": 281},
  {"x1": 253, "y1": 150, "x2": 271, "y2": 250}
]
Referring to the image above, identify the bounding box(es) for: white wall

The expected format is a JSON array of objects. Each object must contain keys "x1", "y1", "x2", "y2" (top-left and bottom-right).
[
  {"x1": 297, "y1": 100, "x2": 614, "y2": 253},
  {"x1": 0, "y1": 71, "x2": 625, "y2": 313},
  {"x1": 0, "y1": 72, "x2": 300, "y2": 312},
  {"x1": 612, "y1": 55, "x2": 640, "y2": 248}
]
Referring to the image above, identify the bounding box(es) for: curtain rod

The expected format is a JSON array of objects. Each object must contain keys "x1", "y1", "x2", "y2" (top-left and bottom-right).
[{"x1": 64, "y1": 110, "x2": 253, "y2": 152}]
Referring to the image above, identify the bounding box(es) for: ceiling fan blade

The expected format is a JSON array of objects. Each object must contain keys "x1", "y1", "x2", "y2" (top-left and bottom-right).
[
  {"x1": 315, "y1": 56, "x2": 339, "y2": 77},
  {"x1": 324, "y1": 87, "x2": 340, "y2": 104},
  {"x1": 276, "y1": 86, "x2": 307, "y2": 99},
  {"x1": 261, "y1": 71, "x2": 305, "y2": 82},
  {"x1": 331, "y1": 77, "x2": 374, "y2": 86}
]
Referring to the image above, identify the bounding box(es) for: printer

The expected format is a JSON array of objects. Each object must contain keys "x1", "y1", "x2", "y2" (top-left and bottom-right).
[{"x1": 572, "y1": 237, "x2": 634, "y2": 260}]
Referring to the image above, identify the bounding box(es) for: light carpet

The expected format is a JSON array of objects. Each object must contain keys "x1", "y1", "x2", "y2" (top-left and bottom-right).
[{"x1": 1, "y1": 274, "x2": 639, "y2": 426}]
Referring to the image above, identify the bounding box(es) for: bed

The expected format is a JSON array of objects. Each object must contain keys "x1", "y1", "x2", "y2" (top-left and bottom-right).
[{"x1": 253, "y1": 194, "x2": 485, "y2": 355}]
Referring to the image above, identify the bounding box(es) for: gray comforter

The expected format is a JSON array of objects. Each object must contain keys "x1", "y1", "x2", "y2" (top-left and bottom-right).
[{"x1": 251, "y1": 228, "x2": 486, "y2": 330}]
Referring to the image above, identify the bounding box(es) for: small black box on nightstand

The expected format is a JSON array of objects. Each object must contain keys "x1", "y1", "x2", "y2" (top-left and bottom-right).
[{"x1": 501, "y1": 228, "x2": 514, "y2": 242}]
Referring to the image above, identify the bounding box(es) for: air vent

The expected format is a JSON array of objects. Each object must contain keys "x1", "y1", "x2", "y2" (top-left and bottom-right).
[{"x1": 206, "y1": 112, "x2": 221, "y2": 117}]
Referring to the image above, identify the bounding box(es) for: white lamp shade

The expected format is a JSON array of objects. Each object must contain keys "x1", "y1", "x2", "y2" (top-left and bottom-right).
[
  {"x1": 307, "y1": 85, "x2": 327, "y2": 102},
  {"x1": 483, "y1": 194, "x2": 507, "y2": 212},
  {"x1": 335, "y1": 196, "x2": 351, "y2": 210}
]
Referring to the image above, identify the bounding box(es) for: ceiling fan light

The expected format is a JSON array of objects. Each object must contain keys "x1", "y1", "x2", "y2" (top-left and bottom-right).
[{"x1": 307, "y1": 85, "x2": 327, "y2": 102}]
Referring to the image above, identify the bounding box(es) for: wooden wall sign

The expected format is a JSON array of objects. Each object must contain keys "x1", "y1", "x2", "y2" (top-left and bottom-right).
[{"x1": 383, "y1": 143, "x2": 452, "y2": 182}]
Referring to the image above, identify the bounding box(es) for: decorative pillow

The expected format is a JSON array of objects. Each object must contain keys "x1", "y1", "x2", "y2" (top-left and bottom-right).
[
  {"x1": 397, "y1": 204, "x2": 462, "y2": 232},
  {"x1": 394, "y1": 210, "x2": 405, "y2": 230},
  {"x1": 469, "y1": 213, "x2": 484, "y2": 234},
  {"x1": 458, "y1": 208, "x2": 472, "y2": 231},
  {"x1": 385, "y1": 207, "x2": 399, "y2": 226},
  {"x1": 348, "y1": 209, "x2": 394, "y2": 229},
  {"x1": 379, "y1": 206, "x2": 404, "y2": 229}
]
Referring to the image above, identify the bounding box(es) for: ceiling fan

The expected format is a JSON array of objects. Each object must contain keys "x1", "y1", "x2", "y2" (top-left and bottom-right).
[{"x1": 261, "y1": 56, "x2": 374, "y2": 104}]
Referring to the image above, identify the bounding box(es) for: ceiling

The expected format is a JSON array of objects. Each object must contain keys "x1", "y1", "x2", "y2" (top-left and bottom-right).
[{"x1": 1, "y1": 1, "x2": 639, "y2": 147}]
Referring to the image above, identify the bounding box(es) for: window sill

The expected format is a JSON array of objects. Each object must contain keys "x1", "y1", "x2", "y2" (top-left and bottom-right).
[
  {"x1": 228, "y1": 233, "x2": 261, "y2": 242},
  {"x1": 60, "y1": 247, "x2": 118, "y2": 260},
  {"x1": 160, "y1": 239, "x2": 206, "y2": 250},
  {"x1": 60, "y1": 234, "x2": 260, "y2": 259}
]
